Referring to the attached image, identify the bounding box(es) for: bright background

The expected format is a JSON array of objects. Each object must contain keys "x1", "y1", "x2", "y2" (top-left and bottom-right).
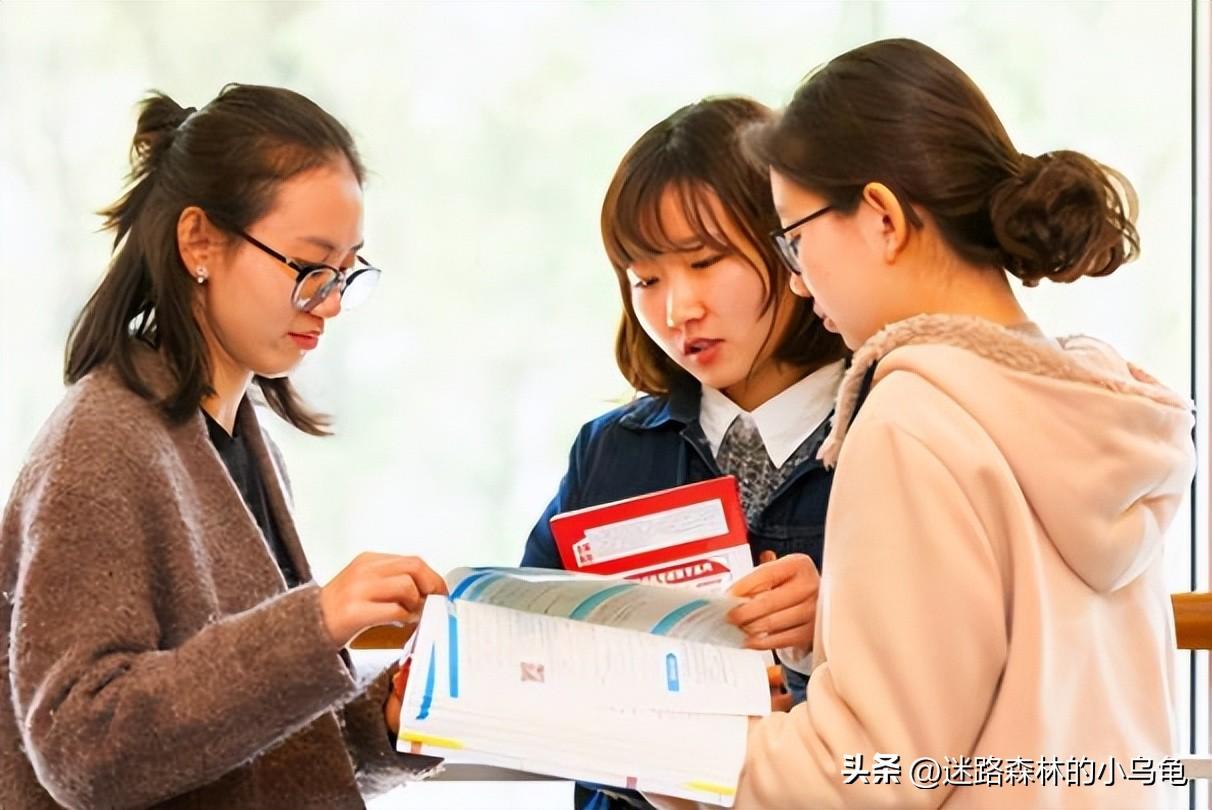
[{"x1": 1, "y1": 2, "x2": 1205, "y2": 808}]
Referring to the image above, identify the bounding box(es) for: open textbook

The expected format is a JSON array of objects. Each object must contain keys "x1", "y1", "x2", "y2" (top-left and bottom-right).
[
  {"x1": 396, "y1": 567, "x2": 770, "y2": 806},
  {"x1": 350, "y1": 477, "x2": 753, "y2": 651}
]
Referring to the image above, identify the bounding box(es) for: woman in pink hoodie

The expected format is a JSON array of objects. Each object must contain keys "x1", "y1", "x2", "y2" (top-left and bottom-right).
[{"x1": 655, "y1": 38, "x2": 1197, "y2": 809}]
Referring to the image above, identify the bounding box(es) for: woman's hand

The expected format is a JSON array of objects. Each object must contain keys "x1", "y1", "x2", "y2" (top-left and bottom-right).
[
  {"x1": 727, "y1": 551, "x2": 819, "y2": 652},
  {"x1": 319, "y1": 553, "x2": 447, "y2": 649},
  {"x1": 385, "y1": 663, "x2": 409, "y2": 735}
]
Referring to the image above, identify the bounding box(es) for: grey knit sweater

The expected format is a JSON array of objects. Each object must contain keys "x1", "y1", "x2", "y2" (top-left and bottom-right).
[{"x1": 0, "y1": 350, "x2": 439, "y2": 808}]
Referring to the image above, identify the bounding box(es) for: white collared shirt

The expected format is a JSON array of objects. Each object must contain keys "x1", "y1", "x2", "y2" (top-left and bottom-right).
[
  {"x1": 699, "y1": 360, "x2": 845, "y2": 468},
  {"x1": 700, "y1": 360, "x2": 845, "y2": 677}
]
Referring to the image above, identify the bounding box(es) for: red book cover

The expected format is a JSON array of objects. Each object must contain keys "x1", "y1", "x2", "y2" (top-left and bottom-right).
[{"x1": 549, "y1": 476, "x2": 752, "y2": 589}]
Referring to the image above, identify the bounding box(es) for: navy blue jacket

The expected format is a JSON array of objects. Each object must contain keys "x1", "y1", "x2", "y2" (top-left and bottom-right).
[
  {"x1": 520, "y1": 380, "x2": 835, "y2": 810},
  {"x1": 522, "y1": 381, "x2": 833, "y2": 572}
]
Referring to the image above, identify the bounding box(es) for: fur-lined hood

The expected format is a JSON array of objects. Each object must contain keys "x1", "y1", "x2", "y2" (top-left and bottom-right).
[{"x1": 819, "y1": 314, "x2": 1195, "y2": 593}]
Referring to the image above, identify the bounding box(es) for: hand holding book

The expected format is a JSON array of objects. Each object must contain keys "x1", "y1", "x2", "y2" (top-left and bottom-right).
[
  {"x1": 319, "y1": 553, "x2": 448, "y2": 649},
  {"x1": 379, "y1": 478, "x2": 815, "y2": 804},
  {"x1": 727, "y1": 551, "x2": 819, "y2": 653},
  {"x1": 395, "y1": 568, "x2": 770, "y2": 805},
  {"x1": 385, "y1": 660, "x2": 411, "y2": 735}
]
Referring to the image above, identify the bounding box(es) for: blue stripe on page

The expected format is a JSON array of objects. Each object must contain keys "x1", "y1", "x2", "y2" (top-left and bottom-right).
[
  {"x1": 650, "y1": 599, "x2": 709, "y2": 636},
  {"x1": 448, "y1": 611, "x2": 460, "y2": 699},
  {"x1": 416, "y1": 644, "x2": 437, "y2": 720},
  {"x1": 462, "y1": 574, "x2": 505, "y2": 603},
  {"x1": 568, "y1": 583, "x2": 636, "y2": 621},
  {"x1": 450, "y1": 571, "x2": 497, "y2": 601}
]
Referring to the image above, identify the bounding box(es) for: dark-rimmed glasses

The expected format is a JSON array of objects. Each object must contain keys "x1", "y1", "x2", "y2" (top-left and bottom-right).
[
  {"x1": 769, "y1": 205, "x2": 834, "y2": 275},
  {"x1": 233, "y1": 229, "x2": 381, "y2": 312}
]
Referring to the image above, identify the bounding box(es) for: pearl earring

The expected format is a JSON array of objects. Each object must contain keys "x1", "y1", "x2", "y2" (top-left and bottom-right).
[{"x1": 195, "y1": 266, "x2": 208, "y2": 284}]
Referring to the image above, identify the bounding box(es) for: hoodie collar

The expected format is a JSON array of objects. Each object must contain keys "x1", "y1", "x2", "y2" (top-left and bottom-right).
[{"x1": 819, "y1": 313, "x2": 1192, "y2": 468}]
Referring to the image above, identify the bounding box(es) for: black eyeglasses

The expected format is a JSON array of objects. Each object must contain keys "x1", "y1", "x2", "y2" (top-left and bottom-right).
[
  {"x1": 769, "y1": 205, "x2": 834, "y2": 275},
  {"x1": 233, "y1": 229, "x2": 381, "y2": 312}
]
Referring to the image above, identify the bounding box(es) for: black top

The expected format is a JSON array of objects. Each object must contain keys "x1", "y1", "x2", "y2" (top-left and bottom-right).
[{"x1": 203, "y1": 411, "x2": 301, "y2": 588}]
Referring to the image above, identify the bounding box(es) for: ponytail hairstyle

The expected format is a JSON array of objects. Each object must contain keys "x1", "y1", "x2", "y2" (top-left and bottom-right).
[
  {"x1": 745, "y1": 38, "x2": 1139, "y2": 287},
  {"x1": 66, "y1": 84, "x2": 365, "y2": 434}
]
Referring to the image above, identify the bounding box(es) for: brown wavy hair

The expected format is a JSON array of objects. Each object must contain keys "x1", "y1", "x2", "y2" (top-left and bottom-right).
[
  {"x1": 601, "y1": 96, "x2": 846, "y2": 396},
  {"x1": 746, "y1": 38, "x2": 1139, "y2": 287},
  {"x1": 66, "y1": 84, "x2": 365, "y2": 435}
]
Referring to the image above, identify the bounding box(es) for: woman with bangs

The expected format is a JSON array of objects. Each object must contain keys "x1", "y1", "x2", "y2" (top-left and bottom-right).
[{"x1": 521, "y1": 96, "x2": 847, "y2": 810}]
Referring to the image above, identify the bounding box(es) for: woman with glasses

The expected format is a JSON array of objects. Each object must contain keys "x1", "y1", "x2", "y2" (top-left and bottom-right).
[
  {"x1": 520, "y1": 96, "x2": 848, "y2": 810},
  {"x1": 0, "y1": 85, "x2": 445, "y2": 808},
  {"x1": 649, "y1": 39, "x2": 1195, "y2": 809}
]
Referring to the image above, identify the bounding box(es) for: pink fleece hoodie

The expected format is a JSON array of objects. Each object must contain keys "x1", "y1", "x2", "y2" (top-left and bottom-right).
[{"x1": 655, "y1": 314, "x2": 1196, "y2": 809}]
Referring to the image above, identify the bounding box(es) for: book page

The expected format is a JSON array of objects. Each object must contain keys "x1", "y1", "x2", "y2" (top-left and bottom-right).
[
  {"x1": 452, "y1": 597, "x2": 768, "y2": 715},
  {"x1": 427, "y1": 708, "x2": 748, "y2": 806},
  {"x1": 399, "y1": 596, "x2": 764, "y2": 806},
  {"x1": 445, "y1": 566, "x2": 747, "y2": 647}
]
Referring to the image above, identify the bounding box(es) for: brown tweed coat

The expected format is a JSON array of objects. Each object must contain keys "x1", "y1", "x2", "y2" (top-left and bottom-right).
[{"x1": 0, "y1": 350, "x2": 439, "y2": 808}]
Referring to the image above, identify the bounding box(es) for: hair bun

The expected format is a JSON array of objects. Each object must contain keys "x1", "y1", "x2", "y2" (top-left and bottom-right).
[
  {"x1": 989, "y1": 150, "x2": 1139, "y2": 286},
  {"x1": 130, "y1": 93, "x2": 195, "y2": 171}
]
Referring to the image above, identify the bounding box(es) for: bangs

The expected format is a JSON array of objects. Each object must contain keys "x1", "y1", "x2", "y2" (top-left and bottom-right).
[{"x1": 603, "y1": 169, "x2": 743, "y2": 272}]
